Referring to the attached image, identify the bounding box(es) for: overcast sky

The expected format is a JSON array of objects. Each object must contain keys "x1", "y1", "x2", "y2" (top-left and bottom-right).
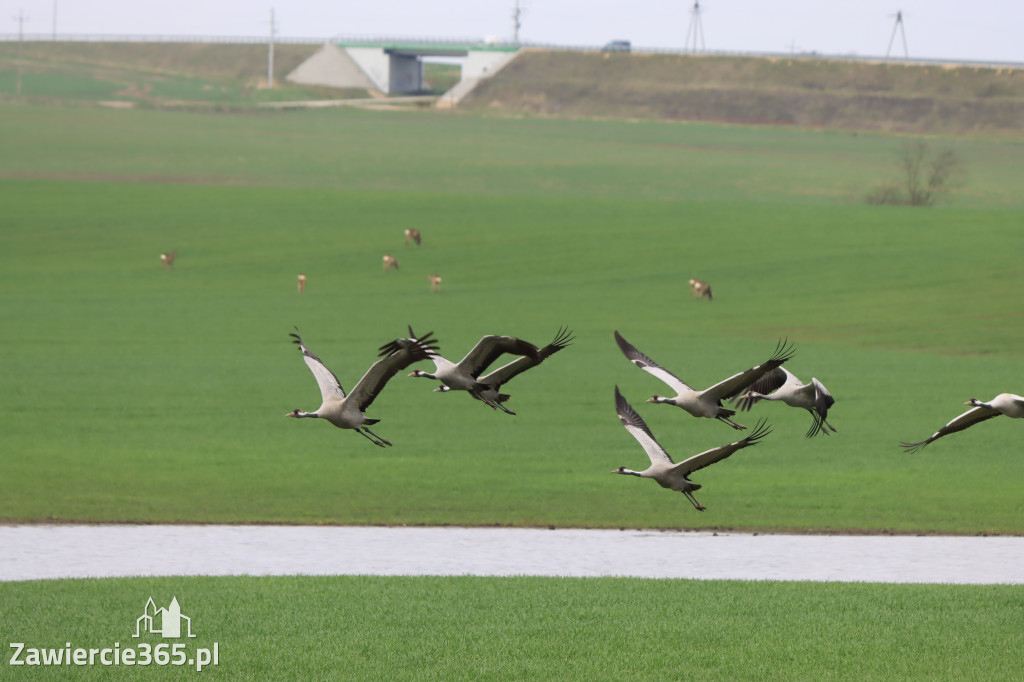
[{"x1": 7, "y1": 1, "x2": 1022, "y2": 64}]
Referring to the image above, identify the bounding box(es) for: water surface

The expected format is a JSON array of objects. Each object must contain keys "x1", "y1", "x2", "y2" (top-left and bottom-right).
[{"x1": 3, "y1": 525, "x2": 1021, "y2": 584}]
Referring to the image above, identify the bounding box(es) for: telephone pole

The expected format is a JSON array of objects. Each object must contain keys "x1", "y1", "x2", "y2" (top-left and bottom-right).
[
  {"x1": 15, "y1": 9, "x2": 26, "y2": 95},
  {"x1": 511, "y1": 0, "x2": 524, "y2": 45},
  {"x1": 267, "y1": 8, "x2": 275, "y2": 88},
  {"x1": 684, "y1": 0, "x2": 705, "y2": 53},
  {"x1": 885, "y1": 11, "x2": 908, "y2": 59}
]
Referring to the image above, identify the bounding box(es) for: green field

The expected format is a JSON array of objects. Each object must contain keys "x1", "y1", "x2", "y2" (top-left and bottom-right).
[
  {"x1": 1, "y1": 101, "x2": 1022, "y2": 533},
  {"x1": 2, "y1": 71, "x2": 1024, "y2": 681},
  {"x1": 3, "y1": 576, "x2": 1022, "y2": 680}
]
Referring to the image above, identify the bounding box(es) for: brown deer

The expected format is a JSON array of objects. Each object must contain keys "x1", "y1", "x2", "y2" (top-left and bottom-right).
[
  {"x1": 404, "y1": 228, "x2": 421, "y2": 246},
  {"x1": 689, "y1": 278, "x2": 712, "y2": 301},
  {"x1": 428, "y1": 274, "x2": 442, "y2": 293},
  {"x1": 382, "y1": 254, "x2": 399, "y2": 271},
  {"x1": 297, "y1": 274, "x2": 306, "y2": 293},
  {"x1": 160, "y1": 250, "x2": 177, "y2": 269}
]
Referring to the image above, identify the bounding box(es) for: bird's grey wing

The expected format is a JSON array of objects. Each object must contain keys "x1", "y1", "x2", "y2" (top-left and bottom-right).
[
  {"x1": 614, "y1": 330, "x2": 693, "y2": 394},
  {"x1": 457, "y1": 335, "x2": 541, "y2": 378},
  {"x1": 702, "y1": 340, "x2": 796, "y2": 402},
  {"x1": 899, "y1": 406, "x2": 1000, "y2": 453},
  {"x1": 615, "y1": 386, "x2": 674, "y2": 465},
  {"x1": 291, "y1": 330, "x2": 346, "y2": 400},
  {"x1": 811, "y1": 378, "x2": 835, "y2": 415},
  {"x1": 731, "y1": 366, "x2": 790, "y2": 411},
  {"x1": 478, "y1": 327, "x2": 573, "y2": 388},
  {"x1": 378, "y1": 327, "x2": 440, "y2": 359},
  {"x1": 674, "y1": 420, "x2": 772, "y2": 476},
  {"x1": 352, "y1": 334, "x2": 440, "y2": 411}
]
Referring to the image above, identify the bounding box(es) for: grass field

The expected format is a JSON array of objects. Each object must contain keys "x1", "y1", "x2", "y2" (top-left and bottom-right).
[
  {"x1": 1, "y1": 79, "x2": 1023, "y2": 680},
  {"x1": 1, "y1": 101, "x2": 1022, "y2": 533},
  {"x1": 3, "y1": 576, "x2": 1022, "y2": 680}
]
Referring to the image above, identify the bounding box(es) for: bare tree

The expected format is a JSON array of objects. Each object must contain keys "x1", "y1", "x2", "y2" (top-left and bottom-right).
[{"x1": 868, "y1": 142, "x2": 965, "y2": 206}]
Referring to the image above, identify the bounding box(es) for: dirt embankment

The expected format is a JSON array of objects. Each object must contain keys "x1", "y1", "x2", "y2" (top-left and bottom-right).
[{"x1": 463, "y1": 49, "x2": 1024, "y2": 134}]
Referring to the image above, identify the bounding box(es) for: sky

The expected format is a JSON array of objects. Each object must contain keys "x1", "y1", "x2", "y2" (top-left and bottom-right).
[{"x1": 6, "y1": 0, "x2": 1023, "y2": 64}]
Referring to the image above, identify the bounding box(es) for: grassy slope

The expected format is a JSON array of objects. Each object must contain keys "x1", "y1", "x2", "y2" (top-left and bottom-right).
[
  {"x1": 465, "y1": 50, "x2": 1024, "y2": 134},
  {"x1": 1, "y1": 104, "x2": 1022, "y2": 533},
  {"x1": 0, "y1": 42, "x2": 366, "y2": 105},
  {"x1": 2, "y1": 576, "x2": 1022, "y2": 680}
]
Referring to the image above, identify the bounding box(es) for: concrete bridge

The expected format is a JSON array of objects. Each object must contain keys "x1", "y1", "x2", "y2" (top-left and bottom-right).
[{"x1": 286, "y1": 40, "x2": 520, "y2": 103}]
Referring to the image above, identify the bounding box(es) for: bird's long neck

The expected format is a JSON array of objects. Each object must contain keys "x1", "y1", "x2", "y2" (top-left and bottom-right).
[{"x1": 616, "y1": 468, "x2": 644, "y2": 477}]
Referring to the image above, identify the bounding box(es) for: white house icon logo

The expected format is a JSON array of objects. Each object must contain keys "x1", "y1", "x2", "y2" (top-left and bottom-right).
[{"x1": 133, "y1": 597, "x2": 196, "y2": 639}]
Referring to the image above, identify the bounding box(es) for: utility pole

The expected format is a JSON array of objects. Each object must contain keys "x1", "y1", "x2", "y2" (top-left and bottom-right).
[
  {"x1": 15, "y1": 9, "x2": 26, "y2": 95},
  {"x1": 885, "y1": 10, "x2": 908, "y2": 59},
  {"x1": 684, "y1": 0, "x2": 705, "y2": 53},
  {"x1": 511, "y1": 0, "x2": 523, "y2": 45},
  {"x1": 267, "y1": 8, "x2": 275, "y2": 89}
]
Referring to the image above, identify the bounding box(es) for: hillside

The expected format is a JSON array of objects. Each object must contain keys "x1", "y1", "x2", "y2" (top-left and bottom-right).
[
  {"x1": 0, "y1": 41, "x2": 368, "y2": 106},
  {"x1": 0, "y1": 41, "x2": 319, "y2": 83},
  {"x1": 462, "y1": 49, "x2": 1024, "y2": 134}
]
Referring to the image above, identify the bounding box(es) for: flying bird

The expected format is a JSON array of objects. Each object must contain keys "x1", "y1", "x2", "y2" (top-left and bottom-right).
[
  {"x1": 614, "y1": 330, "x2": 795, "y2": 430},
  {"x1": 434, "y1": 327, "x2": 574, "y2": 414},
  {"x1": 899, "y1": 393, "x2": 1024, "y2": 453},
  {"x1": 612, "y1": 386, "x2": 771, "y2": 511},
  {"x1": 408, "y1": 327, "x2": 542, "y2": 414},
  {"x1": 286, "y1": 328, "x2": 439, "y2": 447},
  {"x1": 732, "y1": 366, "x2": 837, "y2": 438}
]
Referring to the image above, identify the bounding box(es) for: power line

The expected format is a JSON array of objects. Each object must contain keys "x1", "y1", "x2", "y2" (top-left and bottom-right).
[
  {"x1": 684, "y1": 0, "x2": 705, "y2": 53},
  {"x1": 267, "y1": 8, "x2": 275, "y2": 89},
  {"x1": 886, "y1": 10, "x2": 909, "y2": 59},
  {"x1": 13, "y1": 9, "x2": 27, "y2": 95},
  {"x1": 511, "y1": 1, "x2": 524, "y2": 45}
]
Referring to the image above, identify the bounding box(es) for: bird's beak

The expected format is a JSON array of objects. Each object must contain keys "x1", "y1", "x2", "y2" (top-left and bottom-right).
[
  {"x1": 433, "y1": 386, "x2": 445, "y2": 392},
  {"x1": 285, "y1": 411, "x2": 296, "y2": 418},
  {"x1": 645, "y1": 396, "x2": 656, "y2": 403},
  {"x1": 408, "y1": 371, "x2": 418, "y2": 377}
]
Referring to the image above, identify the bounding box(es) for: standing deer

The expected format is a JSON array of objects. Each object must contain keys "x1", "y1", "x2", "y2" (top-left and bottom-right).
[
  {"x1": 428, "y1": 274, "x2": 442, "y2": 293},
  {"x1": 160, "y1": 250, "x2": 177, "y2": 269},
  {"x1": 297, "y1": 274, "x2": 306, "y2": 293},
  {"x1": 689, "y1": 278, "x2": 712, "y2": 301},
  {"x1": 382, "y1": 254, "x2": 399, "y2": 271},
  {"x1": 405, "y1": 228, "x2": 421, "y2": 246}
]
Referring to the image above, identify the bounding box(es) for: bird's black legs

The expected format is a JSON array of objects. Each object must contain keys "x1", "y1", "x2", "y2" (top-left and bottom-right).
[
  {"x1": 356, "y1": 427, "x2": 392, "y2": 447},
  {"x1": 683, "y1": 491, "x2": 707, "y2": 511},
  {"x1": 473, "y1": 391, "x2": 518, "y2": 416},
  {"x1": 718, "y1": 415, "x2": 747, "y2": 430},
  {"x1": 804, "y1": 410, "x2": 839, "y2": 438},
  {"x1": 492, "y1": 402, "x2": 517, "y2": 416}
]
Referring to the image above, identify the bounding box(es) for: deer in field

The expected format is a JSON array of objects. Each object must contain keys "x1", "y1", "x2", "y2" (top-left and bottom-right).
[
  {"x1": 297, "y1": 274, "x2": 306, "y2": 293},
  {"x1": 689, "y1": 278, "x2": 712, "y2": 301},
  {"x1": 382, "y1": 254, "x2": 399, "y2": 271},
  {"x1": 428, "y1": 274, "x2": 442, "y2": 293},
  {"x1": 405, "y1": 228, "x2": 421, "y2": 246},
  {"x1": 160, "y1": 250, "x2": 177, "y2": 269}
]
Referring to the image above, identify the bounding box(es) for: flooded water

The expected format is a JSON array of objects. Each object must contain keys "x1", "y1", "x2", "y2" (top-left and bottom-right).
[{"x1": 2, "y1": 525, "x2": 1022, "y2": 584}]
